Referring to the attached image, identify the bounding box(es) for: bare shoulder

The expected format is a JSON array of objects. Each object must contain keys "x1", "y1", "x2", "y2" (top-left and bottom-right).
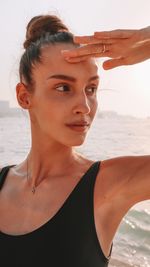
[
  {"x1": 99, "y1": 155, "x2": 150, "y2": 181},
  {"x1": 97, "y1": 155, "x2": 150, "y2": 203},
  {"x1": 96, "y1": 156, "x2": 131, "y2": 202}
]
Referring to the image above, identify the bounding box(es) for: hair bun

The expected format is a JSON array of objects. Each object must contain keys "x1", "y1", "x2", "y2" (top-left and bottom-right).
[{"x1": 24, "y1": 15, "x2": 69, "y2": 49}]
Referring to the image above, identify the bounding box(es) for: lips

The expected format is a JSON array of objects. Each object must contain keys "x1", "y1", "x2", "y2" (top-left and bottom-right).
[
  {"x1": 66, "y1": 121, "x2": 90, "y2": 127},
  {"x1": 65, "y1": 121, "x2": 90, "y2": 132}
]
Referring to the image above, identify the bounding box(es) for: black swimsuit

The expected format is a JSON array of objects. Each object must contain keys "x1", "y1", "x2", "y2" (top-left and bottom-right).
[{"x1": 0, "y1": 161, "x2": 112, "y2": 267}]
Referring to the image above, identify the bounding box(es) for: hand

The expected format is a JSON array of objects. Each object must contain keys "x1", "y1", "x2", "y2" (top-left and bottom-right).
[{"x1": 62, "y1": 27, "x2": 150, "y2": 70}]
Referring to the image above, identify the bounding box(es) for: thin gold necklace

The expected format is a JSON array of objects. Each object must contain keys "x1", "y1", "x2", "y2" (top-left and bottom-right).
[{"x1": 27, "y1": 157, "x2": 36, "y2": 194}]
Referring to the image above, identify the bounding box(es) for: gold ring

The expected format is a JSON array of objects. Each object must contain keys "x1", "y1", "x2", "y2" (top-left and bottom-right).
[{"x1": 102, "y1": 44, "x2": 106, "y2": 53}]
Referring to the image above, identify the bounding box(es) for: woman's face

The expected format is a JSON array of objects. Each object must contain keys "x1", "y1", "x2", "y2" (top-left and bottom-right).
[{"x1": 29, "y1": 43, "x2": 99, "y2": 147}]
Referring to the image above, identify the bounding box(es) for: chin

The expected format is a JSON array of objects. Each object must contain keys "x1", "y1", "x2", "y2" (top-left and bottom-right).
[{"x1": 65, "y1": 136, "x2": 87, "y2": 147}]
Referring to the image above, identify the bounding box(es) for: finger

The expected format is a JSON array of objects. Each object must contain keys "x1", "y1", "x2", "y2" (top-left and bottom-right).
[
  {"x1": 62, "y1": 44, "x2": 105, "y2": 58},
  {"x1": 64, "y1": 52, "x2": 111, "y2": 62},
  {"x1": 64, "y1": 51, "x2": 111, "y2": 63},
  {"x1": 73, "y1": 35, "x2": 101, "y2": 44},
  {"x1": 103, "y1": 58, "x2": 125, "y2": 70},
  {"x1": 74, "y1": 35, "x2": 116, "y2": 44},
  {"x1": 94, "y1": 29, "x2": 135, "y2": 39},
  {"x1": 65, "y1": 55, "x2": 91, "y2": 63},
  {"x1": 61, "y1": 48, "x2": 87, "y2": 58}
]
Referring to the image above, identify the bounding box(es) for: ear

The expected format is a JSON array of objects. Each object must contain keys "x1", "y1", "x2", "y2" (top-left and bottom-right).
[{"x1": 16, "y1": 83, "x2": 31, "y2": 109}]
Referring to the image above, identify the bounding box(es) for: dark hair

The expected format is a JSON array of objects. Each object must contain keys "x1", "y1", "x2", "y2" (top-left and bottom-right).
[{"x1": 19, "y1": 15, "x2": 76, "y2": 88}]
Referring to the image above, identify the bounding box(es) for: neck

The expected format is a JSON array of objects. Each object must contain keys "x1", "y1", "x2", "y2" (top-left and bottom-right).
[{"x1": 26, "y1": 141, "x2": 80, "y2": 189}]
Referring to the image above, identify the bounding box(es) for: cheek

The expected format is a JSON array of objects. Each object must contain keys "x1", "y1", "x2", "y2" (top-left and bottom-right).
[
  {"x1": 89, "y1": 97, "x2": 98, "y2": 115},
  {"x1": 41, "y1": 101, "x2": 68, "y2": 125}
]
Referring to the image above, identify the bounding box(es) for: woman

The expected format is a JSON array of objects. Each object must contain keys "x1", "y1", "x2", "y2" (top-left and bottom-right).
[{"x1": 0, "y1": 15, "x2": 149, "y2": 267}]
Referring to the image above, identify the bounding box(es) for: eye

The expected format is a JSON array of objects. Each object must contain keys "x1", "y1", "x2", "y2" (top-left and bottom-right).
[
  {"x1": 55, "y1": 84, "x2": 70, "y2": 92},
  {"x1": 86, "y1": 86, "x2": 97, "y2": 95}
]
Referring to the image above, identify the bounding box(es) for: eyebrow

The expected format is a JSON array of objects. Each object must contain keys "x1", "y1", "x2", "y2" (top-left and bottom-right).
[{"x1": 47, "y1": 74, "x2": 99, "y2": 82}]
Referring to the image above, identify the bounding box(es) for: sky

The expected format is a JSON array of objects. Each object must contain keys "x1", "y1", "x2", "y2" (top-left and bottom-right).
[{"x1": 0, "y1": 0, "x2": 150, "y2": 118}]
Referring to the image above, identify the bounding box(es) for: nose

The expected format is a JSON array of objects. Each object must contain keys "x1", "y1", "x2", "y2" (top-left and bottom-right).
[{"x1": 73, "y1": 92, "x2": 91, "y2": 115}]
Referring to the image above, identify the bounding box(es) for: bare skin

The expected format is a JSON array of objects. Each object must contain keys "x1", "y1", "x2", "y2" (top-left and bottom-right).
[
  {"x1": 0, "y1": 43, "x2": 150, "y2": 260},
  {"x1": 61, "y1": 26, "x2": 150, "y2": 69}
]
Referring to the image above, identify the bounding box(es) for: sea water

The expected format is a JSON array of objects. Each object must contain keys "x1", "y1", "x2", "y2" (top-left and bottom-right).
[{"x1": 0, "y1": 112, "x2": 149, "y2": 267}]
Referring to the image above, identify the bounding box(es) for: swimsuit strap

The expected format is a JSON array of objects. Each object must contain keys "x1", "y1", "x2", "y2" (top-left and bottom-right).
[{"x1": 0, "y1": 165, "x2": 15, "y2": 190}]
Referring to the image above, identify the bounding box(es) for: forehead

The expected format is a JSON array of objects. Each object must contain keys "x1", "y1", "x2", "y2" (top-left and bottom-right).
[{"x1": 35, "y1": 43, "x2": 98, "y2": 79}]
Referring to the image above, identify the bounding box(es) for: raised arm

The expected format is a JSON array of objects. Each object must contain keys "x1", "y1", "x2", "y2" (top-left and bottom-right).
[
  {"x1": 101, "y1": 155, "x2": 150, "y2": 206},
  {"x1": 62, "y1": 26, "x2": 150, "y2": 69}
]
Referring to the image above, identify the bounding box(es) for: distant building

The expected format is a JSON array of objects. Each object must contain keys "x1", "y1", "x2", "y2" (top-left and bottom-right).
[
  {"x1": 0, "y1": 100, "x2": 9, "y2": 112},
  {"x1": 97, "y1": 110, "x2": 119, "y2": 118},
  {"x1": 0, "y1": 101, "x2": 21, "y2": 117}
]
